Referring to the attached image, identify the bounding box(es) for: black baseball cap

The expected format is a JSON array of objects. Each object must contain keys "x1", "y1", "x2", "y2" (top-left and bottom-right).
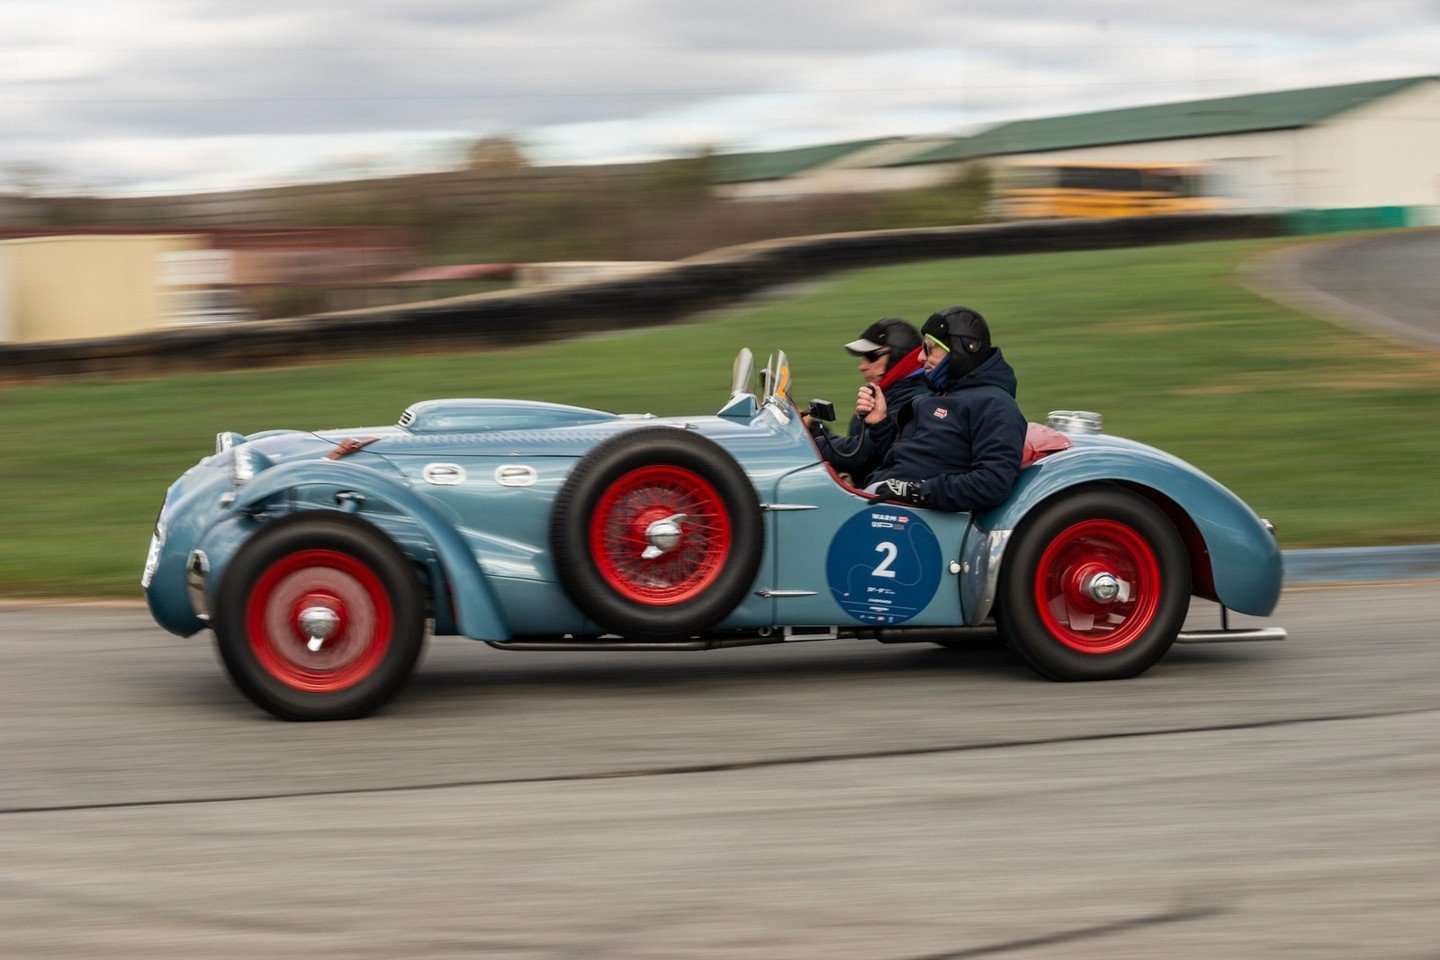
[{"x1": 844, "y1": 317, "x2": 919, "y2": 357}]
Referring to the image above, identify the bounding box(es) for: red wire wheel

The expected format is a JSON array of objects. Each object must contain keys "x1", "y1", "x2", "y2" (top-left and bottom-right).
[
  {"x1": 998, "y1": 488, "x2": 1189, "y2": 681},
  {"x1": 1033, "y1": 519, "x2": 1161, "y2": 655},
  {"x1": 551, "y1": 427, "x2": 764, "y2": 642},
  {"x1": 215, "y1": 514, "x2": 426, "y2": 720},
  {"x1": 588, "y1": 465, "x2": 733, "y2": 605},
  {"x1": 245, "y1": 549, "x2": 392, "y2": 692}
]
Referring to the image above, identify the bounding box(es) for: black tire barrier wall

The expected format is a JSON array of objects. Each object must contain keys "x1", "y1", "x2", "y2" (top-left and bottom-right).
[{"x1": 0, "y1": 214, "x2": 1282, "y2": 382}]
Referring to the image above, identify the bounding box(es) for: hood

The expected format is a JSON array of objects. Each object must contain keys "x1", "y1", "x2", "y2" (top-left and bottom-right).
[
  {"x1": 305, "y1": 399, "x2": 630, "y2": 458},
  {"x1": 398, "y1": 398, "x2": 620, "y2": 434},
  {"x1": 946, "y1": 347, "x2": 1017, "y2": 396}
]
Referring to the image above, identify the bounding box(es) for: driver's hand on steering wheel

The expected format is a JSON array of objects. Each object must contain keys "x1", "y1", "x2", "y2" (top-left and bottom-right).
[{"x1": 857, "y1": 384, "x2": 887, "y2": 425}]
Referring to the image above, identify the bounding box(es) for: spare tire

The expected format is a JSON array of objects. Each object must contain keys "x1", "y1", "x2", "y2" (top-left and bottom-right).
[{"x1": 550, "y1": 426, "x2": 764, "y2": 641}]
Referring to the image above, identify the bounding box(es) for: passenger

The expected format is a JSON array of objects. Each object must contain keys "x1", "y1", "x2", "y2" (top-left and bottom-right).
[
  {"x1": 856, "y1": 306, "x2": 1027, "y2": 512},
  {"x1": 810, "y1": 317, "x2": 925, "y2": 474}
]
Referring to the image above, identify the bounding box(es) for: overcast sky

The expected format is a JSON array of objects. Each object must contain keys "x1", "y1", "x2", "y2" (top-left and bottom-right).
[{"x1": 3, "y1": 0, "x2": 1437, "y2": 194}]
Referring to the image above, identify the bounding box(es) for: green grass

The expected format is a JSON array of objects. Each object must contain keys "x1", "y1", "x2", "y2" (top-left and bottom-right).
[{"x1": 3, "y1": 236, "x2": 1438, "y2": 597}]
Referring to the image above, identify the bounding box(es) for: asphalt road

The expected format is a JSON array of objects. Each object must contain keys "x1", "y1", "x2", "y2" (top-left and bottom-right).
[
  {"x1": 2, "y1": 585, "x2": 1437, "y2": 959},
  {"x1": 1265, "y1": 227, "x2": 1440, "y2": 349}
]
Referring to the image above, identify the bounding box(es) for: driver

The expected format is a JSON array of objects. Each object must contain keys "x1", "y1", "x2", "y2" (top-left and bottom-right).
[
  {"x1": 854, "y1": 306, "x2": 1027, "y2": 513},
  {"x1": 810, "y1": 316, "x2": 925, "y2": 469}
]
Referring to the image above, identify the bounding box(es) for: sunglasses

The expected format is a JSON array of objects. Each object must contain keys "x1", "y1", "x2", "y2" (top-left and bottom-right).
[
  {"x1": 861, "y1": 350, "x2": 886, "y2": 363},
  {"x1": 922, "y1": 335, "x2": 950, "y2": 355}
]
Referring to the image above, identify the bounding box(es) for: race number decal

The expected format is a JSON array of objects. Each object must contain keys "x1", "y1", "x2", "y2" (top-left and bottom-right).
[{"x1": 825, "y1": 508, "x2": 943, "y2": 624}]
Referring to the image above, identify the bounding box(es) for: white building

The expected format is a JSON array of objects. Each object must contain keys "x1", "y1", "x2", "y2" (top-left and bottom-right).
[{"x1": 888, "y1": 76, "x2": 1440, "y2": 211}]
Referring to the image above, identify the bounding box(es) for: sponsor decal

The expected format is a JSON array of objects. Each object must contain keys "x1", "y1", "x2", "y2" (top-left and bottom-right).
[{"x1": 933, "y1": 407, "x2": 949, "y2": 420}]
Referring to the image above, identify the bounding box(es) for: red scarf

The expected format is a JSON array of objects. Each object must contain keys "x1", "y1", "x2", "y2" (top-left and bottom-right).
[{"x1": 877, "y1": 346, "x2": 924, "y2": 392}]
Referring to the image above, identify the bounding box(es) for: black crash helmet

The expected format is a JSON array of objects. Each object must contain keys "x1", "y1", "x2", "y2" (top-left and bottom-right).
[
  {"x1": 921, "y1": 305, "x2": 992, "y2": 379},
  {"x1": 843, "y1": 317, "x2": 922, "y2": 367}
]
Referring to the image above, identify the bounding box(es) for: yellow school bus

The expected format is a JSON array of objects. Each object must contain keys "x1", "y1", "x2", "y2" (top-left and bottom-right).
[{"x1": 994, "y1": 162, "x2": 1224, "y2": 219}]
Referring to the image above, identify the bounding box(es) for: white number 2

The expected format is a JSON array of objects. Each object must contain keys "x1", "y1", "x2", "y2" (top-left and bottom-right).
[{"x1": 873, "y1": 541, "x2": 899, "y2": 578}]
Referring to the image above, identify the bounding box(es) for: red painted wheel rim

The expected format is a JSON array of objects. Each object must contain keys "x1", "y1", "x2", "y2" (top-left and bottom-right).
[
  {"x1": 246, "y1": 549, "x2": 392, "y2": 692},
  {"x1": 588, "y1": 465, "x2": 732, "y2": 605},
  {"x1": 1033, "y1": 519, "x2": 1162, "y2": 655}
]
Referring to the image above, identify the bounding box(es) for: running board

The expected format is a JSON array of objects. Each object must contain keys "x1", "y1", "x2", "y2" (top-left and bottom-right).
[
  {"x1": 488, "y1": 626, "x2": 847, "y2": 652},
  {"x1": 1174, "y1": 627, "x2": 1287, "y2": 644}
]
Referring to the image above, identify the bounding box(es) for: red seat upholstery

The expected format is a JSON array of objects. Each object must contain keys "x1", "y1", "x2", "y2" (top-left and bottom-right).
[{"x1": 1022, "y1": 422, "x2": 1072, "y2": 468}]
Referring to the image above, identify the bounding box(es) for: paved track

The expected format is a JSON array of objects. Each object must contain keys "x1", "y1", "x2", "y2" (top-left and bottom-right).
[
  {"x1": 2, "y1": 585, "x2": 1437, "y2": 958},
  {"x1": 1257, "y1": 228, "x2": 1440, "y2": 349}
]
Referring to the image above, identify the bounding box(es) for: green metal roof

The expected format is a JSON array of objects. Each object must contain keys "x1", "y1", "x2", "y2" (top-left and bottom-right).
[
  {"x1": 712, "y1": 137, "x2": 899, "y2": 184},
  {"x1": 893, "y1": 75, "x2": 1436, "y2": 166}
]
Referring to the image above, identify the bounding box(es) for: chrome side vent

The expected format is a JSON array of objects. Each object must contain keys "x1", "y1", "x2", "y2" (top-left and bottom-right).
[{"x1": 398, "y1": 407, "x2": 417, "y2": 428}]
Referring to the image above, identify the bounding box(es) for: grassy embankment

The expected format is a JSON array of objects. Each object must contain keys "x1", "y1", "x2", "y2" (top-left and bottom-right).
[{"x1": 3, "y1": 236, "x2": 1438, "y2": 597}]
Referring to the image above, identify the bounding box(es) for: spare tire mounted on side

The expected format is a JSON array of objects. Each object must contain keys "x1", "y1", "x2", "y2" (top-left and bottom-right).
[{"x1": 550, "y1": 426, "x2": 764, "y2": 642}]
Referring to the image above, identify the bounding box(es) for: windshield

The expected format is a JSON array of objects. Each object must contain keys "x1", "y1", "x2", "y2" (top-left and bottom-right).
[{"x1": 762, "y1": 350, "x2": 792, "y2": 404}]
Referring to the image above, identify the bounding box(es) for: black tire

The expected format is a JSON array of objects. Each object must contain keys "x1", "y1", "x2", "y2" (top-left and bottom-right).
[
  {"x1": 997, "y1": 487, "x2": 1189, "y2": 681},
  {"x1": 214, "y1": 512, "x2": 426, "y2": 720},
  {"x1": 550, "y1": 426, "x2": 764, "y2": 641}
]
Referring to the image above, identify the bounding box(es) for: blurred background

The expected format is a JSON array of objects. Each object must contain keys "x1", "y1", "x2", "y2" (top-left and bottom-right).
[
  {"x1": 3, "y1": 2, "x2": 1439, "y2": 593},
  {"x1": 1, "y1": 3, "x2": 1437, "y2": 333},
  {"x1": 3, "y1": 7, "x2": 1439, "y2": 959}
]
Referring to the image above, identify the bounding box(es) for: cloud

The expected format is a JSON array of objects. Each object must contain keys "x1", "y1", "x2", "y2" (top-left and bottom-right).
[{"x1": 0, "y1": 0, "x2": 1436, "y2": 191}]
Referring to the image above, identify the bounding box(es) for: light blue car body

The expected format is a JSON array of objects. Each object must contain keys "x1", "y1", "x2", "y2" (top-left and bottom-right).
[{"x1": 144, "y1": 386, "x2": 1283, "y2": 643}]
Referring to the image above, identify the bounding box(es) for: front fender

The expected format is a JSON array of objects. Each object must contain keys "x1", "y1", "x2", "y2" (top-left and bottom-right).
[
  {"x1": 230, "y1": 460, "x2": 510, "y2": 640},
  {"x1": 973, "y1": 443, "x2": 1282, "y2": 617}
]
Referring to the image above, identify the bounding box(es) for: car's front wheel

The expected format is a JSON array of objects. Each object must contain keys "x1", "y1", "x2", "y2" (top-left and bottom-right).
[
  {"x1": 213, "y1": 513, "x2": 426, "y2": 720},
  {"x1": 998, "y1": 487, "x2": 1189, "y2": 681}
]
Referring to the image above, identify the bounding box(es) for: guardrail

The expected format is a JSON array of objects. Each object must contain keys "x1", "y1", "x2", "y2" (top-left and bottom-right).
[{"x1": 1, "y1": 213, "x2": 1282, "y2": 383}]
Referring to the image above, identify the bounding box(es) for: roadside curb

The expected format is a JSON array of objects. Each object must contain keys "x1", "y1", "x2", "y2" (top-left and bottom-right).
[{"x1": 1283, "y1": 545, "x2": 1440, "y2": 585}]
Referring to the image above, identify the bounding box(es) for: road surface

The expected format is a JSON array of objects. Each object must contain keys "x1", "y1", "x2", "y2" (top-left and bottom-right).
[
  {"x1": 2, "y1": 585, "x2": 1436, "y2": 958},
  {"x1": 1256, "y1": 228, "x2": 1440, "y2": 350}
]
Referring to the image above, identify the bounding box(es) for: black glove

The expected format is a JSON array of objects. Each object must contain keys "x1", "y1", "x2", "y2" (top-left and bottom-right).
[{"x1": 870, "y1": 478, "x2": 927, "y2": 506}]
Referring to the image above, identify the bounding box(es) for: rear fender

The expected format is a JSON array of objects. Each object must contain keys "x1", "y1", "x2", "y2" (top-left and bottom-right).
[
  {"x1": 969, "y1": 450, "x2": 1282, "y2": 619},
  {"x1": 228, "y1": 460, "x2": 510, "y2": 640}
]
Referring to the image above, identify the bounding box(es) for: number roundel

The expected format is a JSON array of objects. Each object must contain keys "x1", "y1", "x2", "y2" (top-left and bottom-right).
[{"x1": 824, "y1": 507, "x2": 943, "y2": 625}]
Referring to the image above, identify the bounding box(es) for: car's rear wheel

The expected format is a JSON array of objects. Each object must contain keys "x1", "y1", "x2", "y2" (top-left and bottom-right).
[
  {"x1": 214, "y1": 513, "x2": 425, "y2": 720},
  {"x1": 998, "y1": 487, "x2": 1189, "y2": 681},
  {"x1": 551, "y1": 427, "x2": 764, "y2": 641}
]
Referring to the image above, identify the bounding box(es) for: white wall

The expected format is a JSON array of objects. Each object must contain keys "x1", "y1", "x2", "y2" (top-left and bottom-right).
[
  {"x1": 1298, "y1": 80, "x2": 1440, "y2": 207},
  {"x1": 715, "y1": 164, "x2": 959, "y2": 200},
  {"x1": 0, "y1": 248, "x2": 14, "y2": 342},
  {"x1": 982, "y1": 79, "x2": 1440, "y2": 210}
]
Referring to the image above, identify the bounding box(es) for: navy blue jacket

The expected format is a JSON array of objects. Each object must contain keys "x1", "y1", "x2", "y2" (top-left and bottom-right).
[
  {"x1": 814, "y1": 369, "x2": 929, "y2": 464},
  {"x1": 858, "y1": 348, "x2": 1027, "y2": 512}
]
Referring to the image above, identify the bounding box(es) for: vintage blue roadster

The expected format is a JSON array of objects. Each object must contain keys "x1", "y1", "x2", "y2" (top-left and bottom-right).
[{"x1": 143, "y1": 350, "x2": 1284, "y2": 720}]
